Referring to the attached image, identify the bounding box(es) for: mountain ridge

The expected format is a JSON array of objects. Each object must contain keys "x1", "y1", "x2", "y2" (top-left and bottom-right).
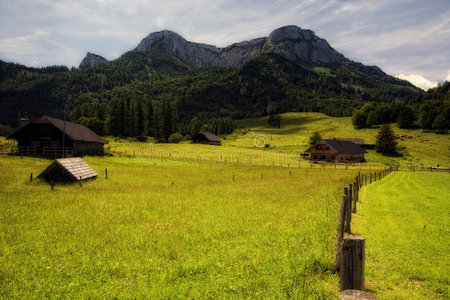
[
  {"x1": 0, "y1": 25, "x2": 424, "y2": 133},
  {"x1": 79, "y1": 52, "x2": 108, "y2": 69},
  {"x1": 128, "y1": 25, "x2": 347, "y2": 69}
]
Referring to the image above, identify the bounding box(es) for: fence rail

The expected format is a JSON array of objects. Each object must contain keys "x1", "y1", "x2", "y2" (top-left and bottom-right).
[{"x1": 0, "y1": 146, "x2": 73, "y2": 158}]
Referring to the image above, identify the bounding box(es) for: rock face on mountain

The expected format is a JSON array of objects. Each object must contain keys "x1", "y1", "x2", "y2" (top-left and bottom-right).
[
  {"x1": 134, "y1": 25, "x2": 345, "y2": 68},
  {"x1": 79, "y1": 52, "x2": 108, "y2": 69}
]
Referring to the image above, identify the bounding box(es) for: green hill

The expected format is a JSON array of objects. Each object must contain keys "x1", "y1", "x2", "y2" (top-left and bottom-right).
[
  {"x1": 0, "y1": 50, "x2": 421, "y2": 135},
  {"x1": 227, "y1": 112, "x2": 450, "y2": 167}
]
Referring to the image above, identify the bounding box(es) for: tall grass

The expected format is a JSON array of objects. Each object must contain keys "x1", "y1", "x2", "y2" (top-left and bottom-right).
[{"x1": 1, "y1": 155, "x2": 363, "y2": 298}]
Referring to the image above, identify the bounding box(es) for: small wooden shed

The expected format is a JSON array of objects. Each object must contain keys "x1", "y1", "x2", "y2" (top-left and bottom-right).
[
  {"x1": 38, "y1": 157, "x2": 98, "y2": 182},
  {"x1": 192, "y1": 131, "x2": 222, "y2": 146}
]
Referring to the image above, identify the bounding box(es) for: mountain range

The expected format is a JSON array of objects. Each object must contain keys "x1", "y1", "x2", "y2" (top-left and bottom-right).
[
  {"x1": 81, "y1": 25, "x2": 384, "y2": 75},
  {"x1": 0, "y1": 25, "x2": 421, "y2": 133}
]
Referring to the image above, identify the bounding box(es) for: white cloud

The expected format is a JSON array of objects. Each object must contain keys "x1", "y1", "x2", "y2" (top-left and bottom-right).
[
  {"x1": 396, "y1": 74, "x2": 438, "y2": 90},
  {"x1": 0, "y1": 29, "x2": 50, "y2": 55},
  {"x1": 446, "y1": 71, "x2": 450, "y2": 82},
  {"x1": 0, "y1": 0, "x2": 449, "y2": 79}
]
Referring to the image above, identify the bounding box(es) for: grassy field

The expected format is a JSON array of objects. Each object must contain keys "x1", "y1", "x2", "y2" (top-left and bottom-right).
[
  {"x1": 232, "y1": 113, "x2": 450, "y2": 167},
  {"x1": 0, "y1": 154, "x2": 367, "y2": 298},
  {"x1": 352, "y1": 171, "x2": 450, "y2": 299},
  {"x1": 1, "y1": 112, "x2": 449, "y2": 298}
]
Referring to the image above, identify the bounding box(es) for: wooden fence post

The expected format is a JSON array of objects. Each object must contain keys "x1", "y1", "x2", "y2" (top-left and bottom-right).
[
  {"x1": 79, "y1": 176, "x2": 82, "y2": 186},
  {"x1": 105, "y1": 168, "x2": 108, "y2": 179},
  {"x1": 336, "y1": 194, "x2": 347, "y2": 270},
  {"x1": 344, "y1": 188, "x2": 351, "y2": 233},
  {"x1": 30, "y1": 173, "x2": 33, "y2": 182},
  {"x1": 349, "y1": 184, "x2": 356, "y2": 213},
  {"x1": 339, "y1": 235, "x2": 365, "y2": 291},
  {"x1": 51, "y1": 181, "x2": 55, "y2": 190}
]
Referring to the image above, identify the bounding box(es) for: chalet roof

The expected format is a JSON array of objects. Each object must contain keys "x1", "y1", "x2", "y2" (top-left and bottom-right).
[
  {"x1": 306, "y1": 139, "x2": 366, "y2": 154},
  {"x1": 196, "y1": 131, "x2": 221, "y2": 143},
  {"x1": 38, "y1": 157, "x2": 98, "y2": 182},
  {"x1": 334, "y1": 138, "x2": 365, "y2": 145},
  {"x1": 10, "y1": 116, "x2": 105, "y2": 144}
]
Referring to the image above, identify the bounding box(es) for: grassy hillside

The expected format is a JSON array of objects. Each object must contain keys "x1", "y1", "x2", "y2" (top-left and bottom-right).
[
  {"x1": 230, "y1": 112, "x2": 450, "y2": 167},
  {"x1": 1, "y1": 112, "x2": 448, "y2": 298},
  {"x1": 352, "y1": 172, "x2": 450, "y2": 299},
  {"x1": 1, "y1": 155, "x2": 366, "y2": 298}
]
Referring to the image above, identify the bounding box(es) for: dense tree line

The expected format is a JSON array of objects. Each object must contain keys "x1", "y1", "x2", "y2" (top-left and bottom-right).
[
  {"x1": 0, "y1": 50, "x2": 427, "y2": 139},
  {"x1": 352, "y1": 82, "x2": 449, "y2": 132}
]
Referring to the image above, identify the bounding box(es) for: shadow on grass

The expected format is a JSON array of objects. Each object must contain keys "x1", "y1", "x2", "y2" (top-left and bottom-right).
[
  {"x1": 379, "y1": 151, "x2": 404, "y2": 158},
  {"x1": 256, "y1": 115, "x2": 326, "y2": 135}
]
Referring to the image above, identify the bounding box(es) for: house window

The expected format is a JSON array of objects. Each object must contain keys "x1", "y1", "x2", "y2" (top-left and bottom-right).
[
  {"x1": 40, "y1": 126, "x2": 52, "y2": 137},
  {"x1": 316, "y1": 144, "x2": 329, "y2": 150}
]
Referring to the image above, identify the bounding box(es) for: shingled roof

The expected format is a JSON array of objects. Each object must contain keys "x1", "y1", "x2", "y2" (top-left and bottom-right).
[
  {"x1": 10, "y1": 116, "x2": 105, "y2": 144},
  {"x1": 334, "y1": 138, "x2": 365, "y2": 145},
  {"x1": 306, "y1": 139, "x2": 366, "y2": 154},
  {"x1": 38, "y1": 157, "x2": 98, "y2": 182},
  {"x1": 197, "y1": 131, "x2": 221, "y2": 143}
]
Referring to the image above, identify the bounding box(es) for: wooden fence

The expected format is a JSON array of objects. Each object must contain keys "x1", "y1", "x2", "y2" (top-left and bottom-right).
[
  {"x1": 0, "y1": 146, "x2": 73, "y2": 158},
  {"x1": 336, "y1": 167, "x2": 393, "y2": 296}
]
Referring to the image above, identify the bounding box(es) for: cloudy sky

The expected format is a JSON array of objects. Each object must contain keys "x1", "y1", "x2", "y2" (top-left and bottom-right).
[{"x1": 0, "y1": 0, "x2": 449, "y2": 90}]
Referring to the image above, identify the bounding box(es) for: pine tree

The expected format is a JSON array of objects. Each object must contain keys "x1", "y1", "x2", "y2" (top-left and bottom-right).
[
  {"x1": 162, "y1": 99, "x2": 172, "y2": 140},
  {"x1": 366, "y1": 110, "x2": 379, "y2": 127},
  {"x1": 118, "y1": 99, "x2": 127, "y2": 137},
  {"x1": 136, "y1": 99, "x2": 145, "y2": 137},
  {"x1": 309, "y1": 131, "x2": 322, "y2": 146},
  {"x1": 268, "y1": 113, "x2": 281, "y2": 128},
  {"x1": 109, "y1": 98, "x2": 121, "y2": 136},
  {"x1": 432, "y1": 113, "x2": 447, "y2": 133},
  {"x1": 352, "y1": 109, "x2": 367, "y2": 128},
  {"x1": 126, "y1": 99, "x2": 134, "y2": 137},
  {"x1": 397, "y1": 106, "x2": 415, "y2": 128},
  {"x1": 146, "y1": 100, "x2": 154, "y2": 136},
  {"x1": 376, "y1": 124, "x2": 397, "y2": 154}
]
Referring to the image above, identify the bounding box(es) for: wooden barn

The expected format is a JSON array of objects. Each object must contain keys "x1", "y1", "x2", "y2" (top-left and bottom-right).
[
  {"x1": 8, "y1": 116, "x2": 105, "y2": 157},
  {"x1": 38, "y1": 157, "x2": 98, "y2": 182},
  {"x1": 192, "y1": 131, "x2": 222, "y2": 146},
  {"x1": 306, "y1": 138, "x2": 366, "y2": 163}
]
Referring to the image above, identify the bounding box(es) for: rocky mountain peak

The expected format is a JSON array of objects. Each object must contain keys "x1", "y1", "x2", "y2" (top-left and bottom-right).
[
  {"x1": 135, "y1": 30, "x2": 188, "y2": 52},
  {"x1": 264, "y1": 25, "x2": 342, "y2": 64},
  {"x1": 79, "y1": 52, "x2": 108, "y2": 69},
  {"x1": 267, "y1": 25, "x2": 314, "y2": 44},
  {"x1": 133, "y1": 25, "x2": 345, "y2": 68}
]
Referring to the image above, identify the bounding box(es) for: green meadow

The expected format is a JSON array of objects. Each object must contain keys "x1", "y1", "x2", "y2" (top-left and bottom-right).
[
  {"x1": 232, "y1": 113, "x2": 450, "y2": 167},
  {"x1": 1, "y1": 155, "x2": 364, "y2": 298},
  {"x1": 352, "y1": 172, "x2": 450, "y2": 299},
  {"x1": 1, "y1": 112, "x2": 449, "y2": 298}
]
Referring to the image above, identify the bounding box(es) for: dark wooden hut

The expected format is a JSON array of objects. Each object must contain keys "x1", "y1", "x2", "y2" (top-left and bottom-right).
[
  {"x1": 306, "y1": 138, "x2": 366, "y2": 163},
  {"x1": 8, "y1": 116, "x2": 105, "y2": 157},
  {"x1": 192, "y1": 131, "x2": 222, "y2": 146},
  {"x1": 38, "y1": 157, "x2": 98, "y2": 182}
]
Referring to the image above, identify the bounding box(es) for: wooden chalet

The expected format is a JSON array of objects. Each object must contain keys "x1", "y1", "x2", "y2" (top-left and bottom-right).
[
  {"x1": 306, "y1": 138, "x2": 366, "y2": 163},
  {"x1": 38, "y1": 157, "x2": 98, "y2": 182},
  {"x1": 8, "y1": 116, "x2": 105, "y2": 157},
  {"x1": 192, "y1": 131, "x2": 222, "y2": 146}
]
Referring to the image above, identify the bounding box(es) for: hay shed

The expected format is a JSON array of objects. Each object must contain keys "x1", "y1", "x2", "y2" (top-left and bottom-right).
[
  {"x1": 192, "y1": 131, "x2": 222, "y2": 145},
  {"x1": 38, "y1": 157, "x2": 97, "y2": 182}
]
